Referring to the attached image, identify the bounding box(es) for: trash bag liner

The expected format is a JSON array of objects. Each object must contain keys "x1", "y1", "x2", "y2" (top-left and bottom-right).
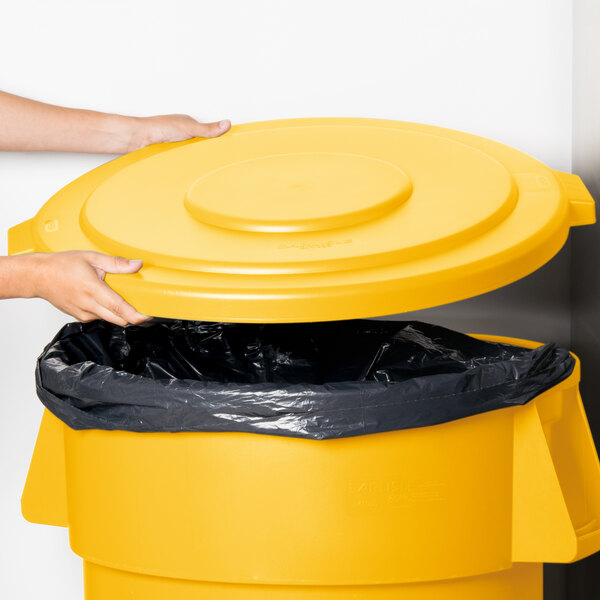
[{"x1": 36, "y1": 319, "x2": 575, "y2": 439}]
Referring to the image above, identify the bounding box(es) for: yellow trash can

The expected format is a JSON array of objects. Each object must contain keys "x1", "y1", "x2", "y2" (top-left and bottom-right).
[{"x1": 9, "y1": 118, "x2": 600, "y2": 599}]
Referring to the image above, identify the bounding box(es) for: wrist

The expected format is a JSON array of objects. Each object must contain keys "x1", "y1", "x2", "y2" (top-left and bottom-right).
[
  {"x1": 97, "y1": 113, "x2": 145, "y2": 154},
  {"x1": 0, "y1": 254, "x2": 45, "y2": 299}
]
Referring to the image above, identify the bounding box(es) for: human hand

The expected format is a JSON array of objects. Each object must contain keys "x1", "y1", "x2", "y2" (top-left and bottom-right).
[
  {"x1": 25, "y1": 251, "x2": 150, "y2": 326},
  {"x1": 125, "y1": 114, "x2": 231, "y2": 153},
  {"x1": 0, "y1": 90, "x2": 231, "y2": 154}
]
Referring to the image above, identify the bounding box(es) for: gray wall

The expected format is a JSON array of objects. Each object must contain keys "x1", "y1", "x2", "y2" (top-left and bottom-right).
[
  {"x1": 567, "y1": 1, "x2": 600, "y2": 597},
  {"x1": 379, "y1": 242, "x2": 571, "y2": 348}
]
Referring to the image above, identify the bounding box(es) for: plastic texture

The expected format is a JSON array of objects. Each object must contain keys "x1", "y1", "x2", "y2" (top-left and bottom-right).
[
  {"x1": 7, "y1": 118, "x2": 596, "y2": 323},
  {"x1": 36, "y1": 319, "x2": 574, "y2": 439},
  {"x1": 82, "y1": 561, "x2": 543, "y2": 599},
  {"x1": 21, "y1": 334, "x2": 600, "y2": 600}
]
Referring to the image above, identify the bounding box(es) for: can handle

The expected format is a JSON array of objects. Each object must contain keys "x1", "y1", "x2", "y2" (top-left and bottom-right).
[
  {"x1": 513, "y1": 385, "x2": 600, "y2": 562},
  {"x1": 21, "y1": 409, "x2": 68, "y2": 527}
]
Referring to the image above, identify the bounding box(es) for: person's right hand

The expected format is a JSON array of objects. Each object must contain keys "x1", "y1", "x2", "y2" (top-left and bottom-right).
[{"x1": 27, "y1": 251, "x2": 150, "y2": 326}]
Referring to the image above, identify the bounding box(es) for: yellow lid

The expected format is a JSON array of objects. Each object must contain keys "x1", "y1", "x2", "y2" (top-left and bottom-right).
[{"x1": 8, "y1": 118, "x2": 595, "y2": 323}]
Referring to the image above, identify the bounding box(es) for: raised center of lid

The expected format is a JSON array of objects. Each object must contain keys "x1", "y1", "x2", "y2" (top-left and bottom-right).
[{"x1": 184, "y1": 152, "x2": 412, "y2": 233}]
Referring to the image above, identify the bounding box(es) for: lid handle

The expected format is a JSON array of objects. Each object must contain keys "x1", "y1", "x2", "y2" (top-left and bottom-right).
[
  {"x1": 552, "y1": 170, "x2": 596, "y2": 226},
  {"x1": 7, "y1": 218, "x2": 35, "y2": 255}
]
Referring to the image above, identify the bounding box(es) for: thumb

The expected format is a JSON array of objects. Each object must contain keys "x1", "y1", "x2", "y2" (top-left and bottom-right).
[
  {"x1": 89, "y1": 253, "x2": 144, "y2": 275},
  {"x1": 192, "y1": 119, "x2": 231, "y2": 138}
]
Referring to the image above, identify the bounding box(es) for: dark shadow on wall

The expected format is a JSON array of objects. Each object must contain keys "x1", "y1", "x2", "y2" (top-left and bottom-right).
[
  {"x1": 375, "y1": 241, "x2": 571, "y2": 348},
  {"x1": 568, "y1": 1, "x2": 600, "y2": 596},
  {"x1": 568, "y1": 222, "x2": 600, "y2": 599}
]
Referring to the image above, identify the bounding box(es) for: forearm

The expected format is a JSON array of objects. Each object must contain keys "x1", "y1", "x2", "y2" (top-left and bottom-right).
[
  {"x1": 0, "y1": 255, "x2": 39, "y2": 299},
  {"x1": 0, "y1": 91, "x2": 140, "y2": 154}
]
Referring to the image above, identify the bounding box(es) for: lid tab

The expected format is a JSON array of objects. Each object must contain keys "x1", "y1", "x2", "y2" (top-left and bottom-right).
[{"x1": 552, "y1": 170, "x2": 596, "y2": 226}]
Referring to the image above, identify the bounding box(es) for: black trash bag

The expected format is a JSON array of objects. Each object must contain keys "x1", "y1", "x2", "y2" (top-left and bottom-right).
[{"x1": 36, "y1": 319, "x2": 575, "y2": 440}]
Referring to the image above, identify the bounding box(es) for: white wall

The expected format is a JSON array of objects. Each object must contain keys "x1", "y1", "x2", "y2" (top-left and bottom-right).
[{"x1": 0, "y1": 1, "x2": 572, "y2": 598}]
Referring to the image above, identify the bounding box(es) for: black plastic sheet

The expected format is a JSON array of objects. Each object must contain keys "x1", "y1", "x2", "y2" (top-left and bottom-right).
[{"x1": 36, "y1": 319, "x2": 575, "y2": 439}]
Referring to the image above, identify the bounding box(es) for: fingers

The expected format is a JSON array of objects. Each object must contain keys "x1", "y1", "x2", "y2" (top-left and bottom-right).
[
  {"x1": 87, "y1": 253, "x2": 143, "y2": 276},
  {"x1": 94, "y1": 283, "x2": 149, "y2": 326},
  {"x1": 89, "y1": 303, "x2": 129, "y2": 327},
  {"x1": 190, "y1": 119, "x2": 231, "y2": 138},
  {"x1": 33, "y1": 250, "x2": 150, "y2": 326},
  {"x1": 72, "y1": 309, "x2": 98, "y2": 323},
  {"x1": 81, "y1": 252, "x2": 149, "y2": 325},
  {"x1": 125, "y1": 114, "x2": 232, "y2": 151}
]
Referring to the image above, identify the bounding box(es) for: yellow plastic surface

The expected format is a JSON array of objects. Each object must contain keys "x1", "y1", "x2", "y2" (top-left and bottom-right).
[
  {"x1": 21, "y1": 335, "x2": 600, "y2": 599},
  {"x1": 7, "y1": 118, "x2": 596, "y2": 322},
  {"x1": 84, "y1": 561, "x2": 542, "y2": 599},
  {"x1": 21, "y1": 409, "x2": 68, "y2": 527}
]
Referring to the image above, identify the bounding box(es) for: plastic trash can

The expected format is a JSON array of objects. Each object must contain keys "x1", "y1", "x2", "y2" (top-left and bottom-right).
[{"x1": 9, "y1": 118, "x2": 600, "y2": 599}]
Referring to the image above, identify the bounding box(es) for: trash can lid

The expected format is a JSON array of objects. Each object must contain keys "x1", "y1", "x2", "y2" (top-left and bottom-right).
[{"x1": 10, "y1": 118, "x2": 595, "y2": 323}]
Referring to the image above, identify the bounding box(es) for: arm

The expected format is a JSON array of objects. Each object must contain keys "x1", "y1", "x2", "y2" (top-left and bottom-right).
[
  {"x1": 1, "y1": 252, "x2": 149, "y2": 326},
  {"x1": 0, "y1": 91, "x2": 232, "y2": 325},
  {"x1": 0, "y1": 90, "x2": 230, "y2": 154}
]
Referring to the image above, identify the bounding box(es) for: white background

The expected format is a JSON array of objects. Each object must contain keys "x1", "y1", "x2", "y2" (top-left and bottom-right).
[{"x1": 0, "y1": 1, "x2": 573, "y2": 598}]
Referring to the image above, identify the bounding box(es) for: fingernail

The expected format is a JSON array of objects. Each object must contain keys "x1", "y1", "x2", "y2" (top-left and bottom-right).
[
  {"x1": 128, "y1": 259, "x2": 143, "y2": 264},
  {"x1": 219, "y1": 119, "x2": 230, "y2": 129}
]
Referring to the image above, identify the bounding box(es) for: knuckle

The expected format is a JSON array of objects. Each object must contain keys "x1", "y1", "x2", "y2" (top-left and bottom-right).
[
  {"x1": 109, "y1": 299, "x2": 126, "y2": 317},
  {"x1": 112, "y1": 255, "x2": 128, "y2": 270},
  {"x1": 82, "y1": 282, "x2": 98, "y2": 297}
]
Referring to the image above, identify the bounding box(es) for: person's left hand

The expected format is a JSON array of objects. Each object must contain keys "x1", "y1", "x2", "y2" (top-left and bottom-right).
[{"x1": 125, "y1": 114, "x2": 231, "y2": 153}]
